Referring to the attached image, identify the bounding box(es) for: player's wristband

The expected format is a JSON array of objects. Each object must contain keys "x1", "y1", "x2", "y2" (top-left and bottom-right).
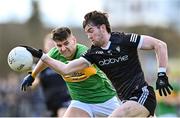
[
  {"x1": 158, "y1": 67, "x2": 166, "y2": 73},
  {"x1": 31, "y1": 72, "x2": 36, "y2": 78}
]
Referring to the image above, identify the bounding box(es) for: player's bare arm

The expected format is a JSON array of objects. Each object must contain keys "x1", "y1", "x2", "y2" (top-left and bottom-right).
[
  {"x1": 140, "y1": 35, "x2": 172, "y2": 97},
  {"x1": 41, "y1": 55, "x2": 89, "y2": 75},
  {"x1": 20, "y1": 45, "x2": 90, "y2": 75},
  {"x1": 140, "y1": 35, "x2": 168, "y2": 69},
  {"x1": 31, "y1": 60, "x2": 47, "y2": 77}
]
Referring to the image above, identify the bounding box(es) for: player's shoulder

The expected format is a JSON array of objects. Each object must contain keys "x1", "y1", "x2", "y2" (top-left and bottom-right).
[
  {"x1": 110, "y1": 32, "x2": 139, "y2": 43},
  {"x1": 111, "y1": 31, "x2": 125, "y2": 36},
  {"x1": 75, "y1": 43, "x2": 89, "y2": 57},
  {"x1": 110, "y1": 32, "x2": 127, "y2": 43},
  {"x1": 48, "y1": 47, "x2": 59, "y2": 56},
  {"x1": 111, "y1": 31, "x2": 136, "y2": 38},
  {"x1": 48, "y1": 47, "x2": 65, "y2": 59}
]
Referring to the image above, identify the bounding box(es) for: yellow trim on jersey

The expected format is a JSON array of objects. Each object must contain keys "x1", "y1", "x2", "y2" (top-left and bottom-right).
[
  {"x1": 63, "y1": 66, "x2": 97, "y2": 82},
  {"x1": 31, "y1": 72, "x2": 36, "y2": 78}
]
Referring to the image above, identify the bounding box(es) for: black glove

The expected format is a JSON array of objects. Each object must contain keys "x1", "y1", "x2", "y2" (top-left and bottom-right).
[
  {"x1": 19, "y1": 45, "x2": 43, "y2": 58},
  {"x1": 21, "y1": 74, "x2": 35, "y2": 91},
  {"x1": 156, "y1": 72, "x2": 173, "y2": 96}
]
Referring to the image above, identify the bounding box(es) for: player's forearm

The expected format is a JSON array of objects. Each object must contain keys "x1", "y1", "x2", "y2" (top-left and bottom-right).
[
  {"x1": 154, "y1": 40, "x2": 168, "y2": 71},
  {"x1": 40, "y1": 54, "x2": 88, "y2": 75},
  {"x1": 31, "y1": 60, "x2": 47, "y2": 78},
  {"x1": 40, "y1": 54, "x2": 73, "y2": 75},
  {"x1": 141, "y1": 35, "x2": 168, "y2": 71}
]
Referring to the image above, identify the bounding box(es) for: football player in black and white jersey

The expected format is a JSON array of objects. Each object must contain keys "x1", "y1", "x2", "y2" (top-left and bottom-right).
[
  {"x1": 21, "y1": 11, "x2": 173, "y2": 117},
  {"x1": 81, "y1": 10, "x2": 173, "y2": 117}
]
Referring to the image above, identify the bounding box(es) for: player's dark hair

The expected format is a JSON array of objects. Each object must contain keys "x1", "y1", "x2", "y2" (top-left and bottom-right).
[
  {"x1": 83, "y1": 10, "x2": 111, "y2": 33},
  {"x1": 51, "y1": 27, "x2": 71, "y2": 41}
]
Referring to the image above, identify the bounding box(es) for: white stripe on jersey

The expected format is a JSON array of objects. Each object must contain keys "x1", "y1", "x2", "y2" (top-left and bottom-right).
[
  {"x1": 138, "y1": 86, "x2": 149, "y2": 105},
  {"x1": 130, "y1": 34, "x2": 138, "y2": 43},
  {"x1": 137, "y1": 36, "x2": 144, "y2": 49}
]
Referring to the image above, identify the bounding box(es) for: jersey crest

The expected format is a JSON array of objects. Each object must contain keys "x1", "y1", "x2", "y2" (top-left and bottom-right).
[{"x1": 115, "y1": 46, "x2": 120, "y2": 52}]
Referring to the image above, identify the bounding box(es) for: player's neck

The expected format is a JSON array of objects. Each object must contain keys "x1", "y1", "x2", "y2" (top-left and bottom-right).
[
  {"x1": 66, "y1": 47, "x2": 77, "y2": 60},
  {"x1": 101, "y1": 33, "x2": 111, "y2": 48}
]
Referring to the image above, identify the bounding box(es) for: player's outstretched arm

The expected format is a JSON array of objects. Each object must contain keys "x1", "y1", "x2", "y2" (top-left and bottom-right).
[
  {"x1": 21, "y1": 45, "x2": 90, "y2": 75},
  {"x1": 140, "y1": 35, "x2": 173, "y2": 96}
]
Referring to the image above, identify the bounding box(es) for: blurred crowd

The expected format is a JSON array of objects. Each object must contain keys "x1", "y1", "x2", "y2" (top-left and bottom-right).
[{"x1": 0, "y1": 72, "x2": 48, "y2": 117}]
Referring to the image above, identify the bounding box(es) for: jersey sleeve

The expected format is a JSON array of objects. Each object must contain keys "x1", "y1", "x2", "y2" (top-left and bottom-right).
[{"x1": 123, "y1": 33, "x2": 143, "y2": 49}]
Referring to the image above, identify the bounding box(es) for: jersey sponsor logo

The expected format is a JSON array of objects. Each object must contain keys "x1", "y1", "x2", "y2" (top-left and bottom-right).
[
  {"x1": 98, "y1": 55, "x2": 128, "y2": 66},
  {"x1": 130, "y1": 33, "x2": 138, "y2": 43},
  {"x1": 95, "y1": 51, "x2": 104, "y2": 54}
]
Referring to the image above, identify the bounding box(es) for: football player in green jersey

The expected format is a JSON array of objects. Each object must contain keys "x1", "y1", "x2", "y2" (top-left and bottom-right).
[{"x1": 21, "y1": 27, "x2": 120, "y2": 117}]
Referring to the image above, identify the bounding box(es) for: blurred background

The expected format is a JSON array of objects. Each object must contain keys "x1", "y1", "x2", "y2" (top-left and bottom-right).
[{"x1": 0, "y1": 0, "x2": 180, "y2": 117}]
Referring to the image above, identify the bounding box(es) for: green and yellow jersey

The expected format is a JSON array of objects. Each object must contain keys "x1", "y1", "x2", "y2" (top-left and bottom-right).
[{"x1": 48, "y1": 44, "x2": 117, "y2": 103}]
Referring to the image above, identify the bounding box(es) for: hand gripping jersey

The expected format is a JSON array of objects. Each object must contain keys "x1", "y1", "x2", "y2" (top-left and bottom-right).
[
  {"x1": 82, "y1": 32, "x2": 148, "y2": 100},
  {"x1": 48, "y1": 44, "x2": 117, "y2": 103}
]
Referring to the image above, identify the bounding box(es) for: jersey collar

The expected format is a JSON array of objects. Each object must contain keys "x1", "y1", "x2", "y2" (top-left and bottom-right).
[{"x1": 101, "y1": 41, "x2": 111, "y2": 50}]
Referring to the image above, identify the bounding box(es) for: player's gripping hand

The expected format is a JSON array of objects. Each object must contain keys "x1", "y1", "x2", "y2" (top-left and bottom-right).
[
  {"x1": 19, "y1": 45, "x2": 43, "y2": 58},
  {"x1": 21, "y1": 74, "x2": 35, "y2": 91},
  {"x1": 156, "y1": 72, "x2": 173, "y2": 96}
]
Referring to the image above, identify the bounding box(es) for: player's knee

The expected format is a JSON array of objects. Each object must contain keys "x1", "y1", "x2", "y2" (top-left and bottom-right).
[
  {"x1": 109, "y1": 101, "x2": 150, "y2": 117},
  {"x1": 119, "y1": 105, "x2": 133, "y2": 116}
]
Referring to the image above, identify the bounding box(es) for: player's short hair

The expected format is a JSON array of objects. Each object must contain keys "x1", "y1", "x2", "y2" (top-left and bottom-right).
[
  {"x1": 51, "y1": 27, "x2": 71, "y2": 41},
  {"x1": 83, "y1": 10, "x2": 111, "y2": 33}
]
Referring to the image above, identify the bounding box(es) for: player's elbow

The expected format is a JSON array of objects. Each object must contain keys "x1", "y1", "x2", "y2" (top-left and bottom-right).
[
  {"x1": 155, "y1": 40, "x2": 167, "y2": 51},
  {"x1": 159, "y1": 41, "x2": 167, "y2": 50}
]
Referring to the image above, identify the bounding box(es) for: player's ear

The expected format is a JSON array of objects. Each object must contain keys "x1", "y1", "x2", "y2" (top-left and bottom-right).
[
  {"x1": 100, "y1": 24, "x2": 106, "y2": 33},
  {"x1": 72, "y1": 35, "x2": 76, "y2": 44}
]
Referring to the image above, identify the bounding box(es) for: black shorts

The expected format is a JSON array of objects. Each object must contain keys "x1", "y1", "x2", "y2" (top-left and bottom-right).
[{"x1": 128, "y1": 86, "x2": 157, "y2": 116}]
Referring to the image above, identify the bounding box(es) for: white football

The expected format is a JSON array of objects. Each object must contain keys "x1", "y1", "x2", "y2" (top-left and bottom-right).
[{"x1": 7, "y1": 46, "x2": 33, "y2": 72}]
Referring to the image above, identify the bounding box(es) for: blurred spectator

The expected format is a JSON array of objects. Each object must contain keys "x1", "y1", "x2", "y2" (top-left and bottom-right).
[
  {"x1": 32, "y1": 34, "x2": 71, "y2": 117},
  {"x1": 0, "y1": 72, "x2": 46, "y2": 116}
]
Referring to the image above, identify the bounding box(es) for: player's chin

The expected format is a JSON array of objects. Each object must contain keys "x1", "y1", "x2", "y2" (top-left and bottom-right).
[{"x1": 63, "y1": 53, "x2": 72, "y2": 59}]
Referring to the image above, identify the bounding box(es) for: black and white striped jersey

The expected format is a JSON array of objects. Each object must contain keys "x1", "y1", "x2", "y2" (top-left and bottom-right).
[{"x1": 82, "y1": 32, "x2": 148, "y2": 100}]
